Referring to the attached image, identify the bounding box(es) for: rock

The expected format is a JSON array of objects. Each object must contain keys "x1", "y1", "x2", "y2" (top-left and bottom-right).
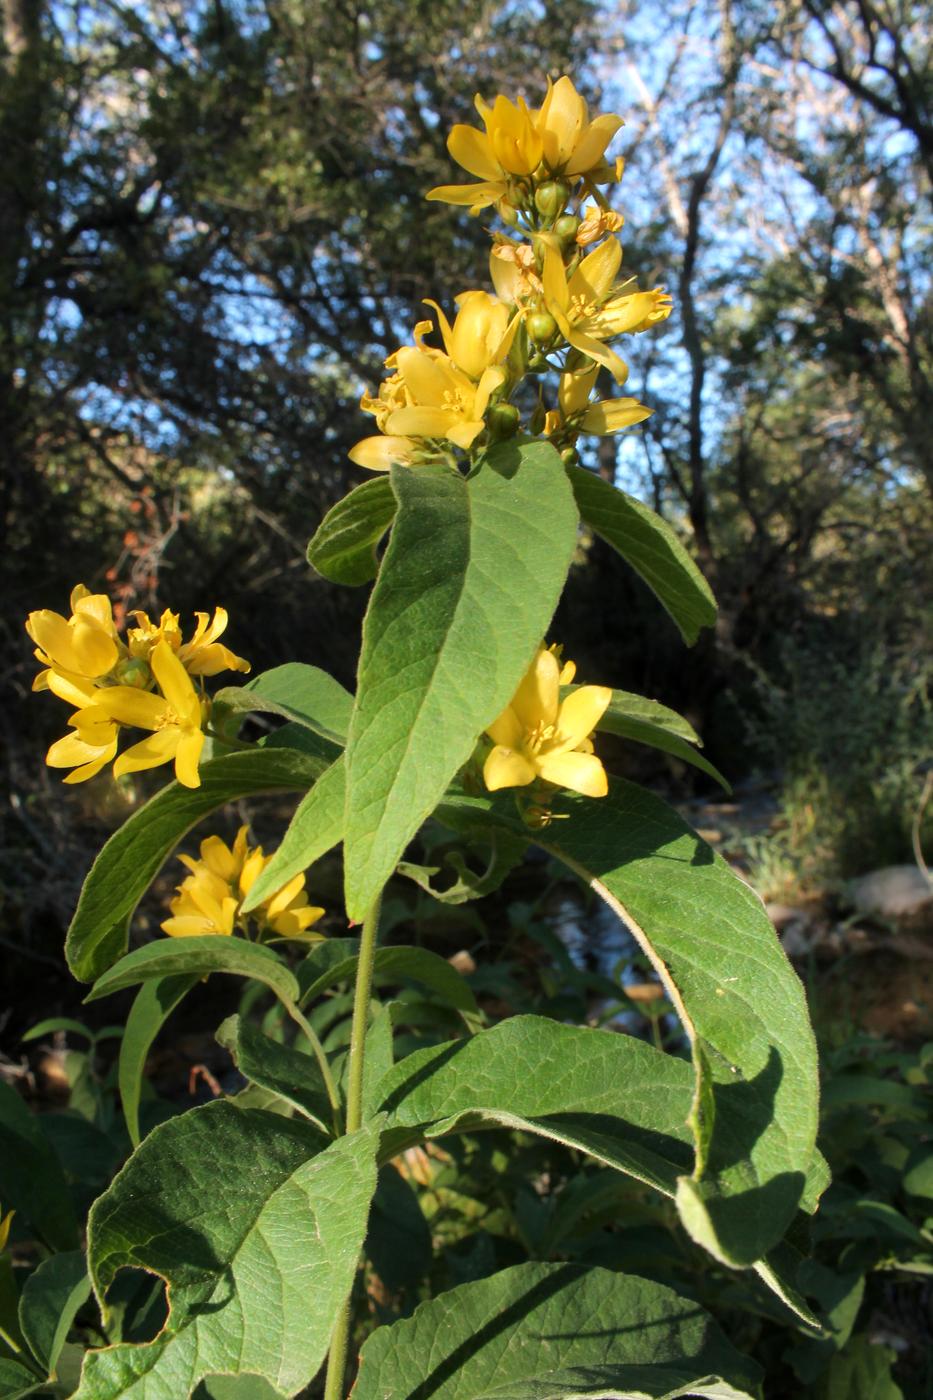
[
  {"x1": 849, "y1": 866, "x2": 933, "y2": 919},
  {"x1": 765, "y1": 903, "x2": 814, "y2": 957}
]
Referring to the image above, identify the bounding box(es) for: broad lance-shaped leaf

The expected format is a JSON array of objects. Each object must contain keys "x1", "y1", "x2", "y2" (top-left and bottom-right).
[
  {"x1": 306, "y1": 475, "x2": 396, "y2": 586},
  {"x1": 76, "y1": 1103, "x2": 379, "y2": 1399},
  {"x1": 66, "y1": 747, "x2": 328, "y2": 982},
  {"x1": 343, "y1": 441, "x2": 579, "y2": 920},
  {"x1": 240, "y1": 755, "x2": 345, "y2": 912},
  {"x1": 353, "y1": 1261, "x2": 763, "y2": 1399},
  {"x1": 376, "y1": 1016, "x2": 694, "y2": 1196},
  {"x1": 86, "y1": 936, "x2": 299, "y2": 1008},
  {"x1": 120, "y1": 975, "x2": 200, "y2": 1148},
  {"x1": 213, "y1": 663, "x2": 353, "y2": 747},
  {"x1": 438, "y1": 782, "x2": 819, "y2": 1268},
  {"x1": 568, "y1": 464, "x2": 716, "y2": 645}
]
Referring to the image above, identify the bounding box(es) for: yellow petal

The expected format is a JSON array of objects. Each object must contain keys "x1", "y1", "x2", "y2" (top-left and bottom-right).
[
  {"x1": 46, "y1": 730, "x2": 117, "y2": 770},
  {"x1": 387, "y1": 406, "x2": 461, "y2": 440},
  {"x1": 113, "y1": 729, "x2": 179, "y2": 778},
  {"x1": 239, "y1": 847, "x2": 268, "y2": 898},
  {"x1": 558, "y1": 362, "x2": 599, "y2": 417},
  {"x1": 425, "y1": 181, "x2": 504, "y2": 207},
  {"x1": 162, "y1": 914, "x2": 228, "y2": 938},
  {"x1": 538, "y1": 76, "x2": 586, "y2": 168},
  {"x1": 264, "y1": 872, "x2": 307, "y2": 920},
  {"x1": 174, "y1": 728, "x2": 205, "y2": 788},
  {"x1": 92, "y1": 686, "x2": 166, "y2": 730},
  {"x1": 46, "y1": 669, "x2": 100, "y2": 708},
  {"x1": 591, "y1": 289, "x2": 673, "y2": 338},
  {"x1": 542, "y1": 242, "x2": 571, "y2": 315},
  {"x1": 348, "y1": 435, "x2": 416, "y2": 471},
  {"x1": 571, "y1": 236, "x2": 622, "y2": 306},
  {"x1": 554, "y1": 685, "x2": 612, "y2": 751},
  {"x1": 564, "y1": 113, "x2": 624, "y2": 176},
  {"x1": 151, "y1": 642, "x2": 201, "y2": 724},
  {"x1": 566, "y1": 324, "x2": 630, "y2": 386},
  {"x1": 199, "y1": 834, "x2": 237, "y2": 882},
  {"x1": 473, "y1": 365, "x2": 506, "y2": 418},
  {"x1": 483, "y1": 745, "x2": 537, "y2": 791},
  {"x1": 447, "y1": 124, "x2": 500, "y2": 181},
  {"x1": 536, "y1": 749, "x2": 608, "y2": 796},
  {"x1": 580, "y1": 398, "x2": 652, "y2": 434},
  {"x1": 486, "y1": 705, "x2": 522, "y2": 748},
  {"x1": 511, "y1": 647, "x2": 560, "y2": 731}
]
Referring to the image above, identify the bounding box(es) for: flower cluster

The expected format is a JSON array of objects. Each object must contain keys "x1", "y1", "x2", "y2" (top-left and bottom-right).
[
  {"x1": 484, "y1": 644, "x2": 611, "y2": 811},
  {"x1": 350, "y1": 75, "x2": 671, "y2": 474},
  {"x1": 25, "y1": 586, "x2": 249, "y2": 788},
  {"x1": 163, "y1": 826, "x2": 325, "y2": 943}
]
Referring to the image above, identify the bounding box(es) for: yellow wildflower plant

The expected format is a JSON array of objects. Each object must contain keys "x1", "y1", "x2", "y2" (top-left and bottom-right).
[
  {"x1": 80, "y1": 642, "x2": 206, "y2": 788},
  {"x1": 426, "y1": 76, "x2": 623, "y2": 210},
  {"x1": 541, "y1": 236, "x2": 673, "y2": 385},
  {"x1": 484, "y1": 645, "x2": 611, "y2": 798},
  {"x1": 162, "y1": 825, "x2": 325, "y2": 943}
]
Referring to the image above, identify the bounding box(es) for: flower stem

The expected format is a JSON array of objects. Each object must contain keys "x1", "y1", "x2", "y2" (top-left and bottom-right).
[{"x1": 322, "y1": 892, "x2": 383, "y2": 1400}]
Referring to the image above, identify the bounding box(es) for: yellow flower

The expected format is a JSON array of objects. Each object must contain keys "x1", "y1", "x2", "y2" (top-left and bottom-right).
[
  {"x1": 26, "y1": 584, "x2": 121, "y2": 689},
  {"x1": 484, "y1": 646, "x2": 610, "y2": 798},
  {"x1": 83, "y1": 641, "x2": 206, "y2": 788},
  {"x1": 575, "y1": 205, "x2": 625, "y2": 247},
  {"x1": 422, "y1": 290, "x2": 518, "y2": 380},
  {"x1": 349, "y1": 312, "x2": 509, "y2": 470},
  {"x1": 162, "y1": 826, "x2": 325, "y2": 942},
  {"x1": 534, "y1": 77, "x2": 623, "y2": 177},
  {"x1": 489, "y1": 239, "x2": 543, "y2": 303},
  {"x1": 556, "y1": 362, "x2": 653, "y2": 435},
  {"x1": 426, "y1": 77, "x2": 623, "y2": 208},
  {"x1": 128, "y1": 606, "x2": 250, "y2": 677},
  {"x1": 542, "y1": 236, "x2": 673, "y2": 384}
]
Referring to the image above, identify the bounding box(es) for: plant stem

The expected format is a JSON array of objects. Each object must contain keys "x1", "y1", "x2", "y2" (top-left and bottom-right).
[
  {"x1": 283, "y1": 999, "x2": 343, "y2": 1138},
  {"x1": 322, "y1": 892, "x2": 383, "y2": 1400}
]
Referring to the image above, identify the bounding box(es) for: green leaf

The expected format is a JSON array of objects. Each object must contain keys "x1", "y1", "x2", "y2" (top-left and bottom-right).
[
  {"x1": 343, "y1": 443, "x2": 579, "y2": 920},
  {"x1": 438, "y1": 782, "x2": 819, "y2": 1268},
  {"x1": 66, "y1": 747, "x2": 328, "y2": 982},
  {"x1": 297, "y1": 943, "x2": 479, "y2": 1021},
  {"x1": 813, "y1": 1334, "x2": 904, "y2": 1400},
  {"x1": 306, "y1": 475, "x2": 397, "y2": 586},
  {"x1": 18, "y1": 1250, "x2": 90, "y2": 1378},
  {"x1": 120, "y1": 976, "x2": 199, "y2": 1148},
  {"x1": 365, "y1": 1164, "x2": 432, "y2": 1293},
  {"x1": 587, "y1": 688, "x2": 730, "y2": 791},
  {"x1": 0, "y1": 1080, "x2": 78, "y2": 1253},
  {"x1": 77, "y1": 1103, "x2": 379, "y2": 1399},
  {"x1": 239, "y1": 756, "x2": 345, "y2": 913},
  {"x1": 0, "y1": 1358, "x2": 42, "y2": 1400},
  {"x1": 86, "y1": 937, "x2": 299, "y2": 1008},
  {"x1": 213, "y1": 664, "x2": 353, "y2": 747},
  {"x1": 353, "y1": 1261, "x2": 763, "y2": 1399},
  {"x1": 375, "y1": 1015, "x2": 694, "y2": 1197},
  {"x1": 21, "y1": 1018, "x2": 95, "y2": 1044},
  {"x1": 216, "y1": 1015, "x2": 335, "y2": 1132},
  {"x1": 568, "y1": 465, "x2": 716, "y2": 644}
]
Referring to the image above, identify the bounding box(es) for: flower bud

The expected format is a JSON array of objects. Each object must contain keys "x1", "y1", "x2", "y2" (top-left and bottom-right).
[
  {"x1": 113, "y1": 657, "x2": 152, "y2": 690},
  {"x1": 561, "y1": 446, "x2": 580, "y2": 468},
  {"x1": 486, "y1": 402, "x2": 520, "y2": 440},
  {"x1": 554, "y1": 214, "x2": 581, "y2": 244},
  {"x1": 529, "y1": 401, "x2": 547, "y2": 435},
  {"x1": 497, "y1": 198, "x2": 522, "y2": 228},
  {"x1": 526, "y1": 312, "x2": 558, "y2": 347},
  {"x1": 534, "y1": 179, "x2": 570, "y2": 219}
]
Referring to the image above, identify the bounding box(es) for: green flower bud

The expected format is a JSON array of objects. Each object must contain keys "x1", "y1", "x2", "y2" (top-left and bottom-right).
[
  {"x1": 529, "y1": 402, "x2": 547, "y2": 435},
  {"x1": 113, "y1": 657, "x2": 152, "y2": 690},
  {"x1": 486, "y1": 402, "x2": 520, "y2": 440},
  {"x1": 560, "y1": 447, "x2": 580, "y2": 468},
  {"x1": 554, "y1": 214, "x2": 581, "y2": 244},
  {"x1": 527, "y1": 312, "x2": 558, "y2": 347},
  {"x1": 534, "y1": 179, "x2": 570, "y2": 219}
]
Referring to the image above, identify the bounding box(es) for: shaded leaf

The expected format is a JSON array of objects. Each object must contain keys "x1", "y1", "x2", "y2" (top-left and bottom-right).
[
  {"x1": 86, "y1": 937, "x2": 299, "y2": 1008},
  {"x1": 240, "y1": 756, "x2": 345, "y2": 913},
  {"x1": 0, "y1": 1081, "x2": 78, "y2": 1253},
  {"x1": 216, "y1": 1015, "x2": 335, "y2": 1132},
  {"x1": 120, "y1": 975, "x2": 199, "y2": 1148},
  {"x1": 213, "y1": 664, "x2": 352, "y2": 747},
  {"x1": 353, "y1": 1261, "x2": 763, "y2": 1398},
  {"x1": 18, "y1": 1250, "x2": 90, "y2": 1378},
  {"x1": 297, "y1": 943, "x2": 478, "y2": 1022}
]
